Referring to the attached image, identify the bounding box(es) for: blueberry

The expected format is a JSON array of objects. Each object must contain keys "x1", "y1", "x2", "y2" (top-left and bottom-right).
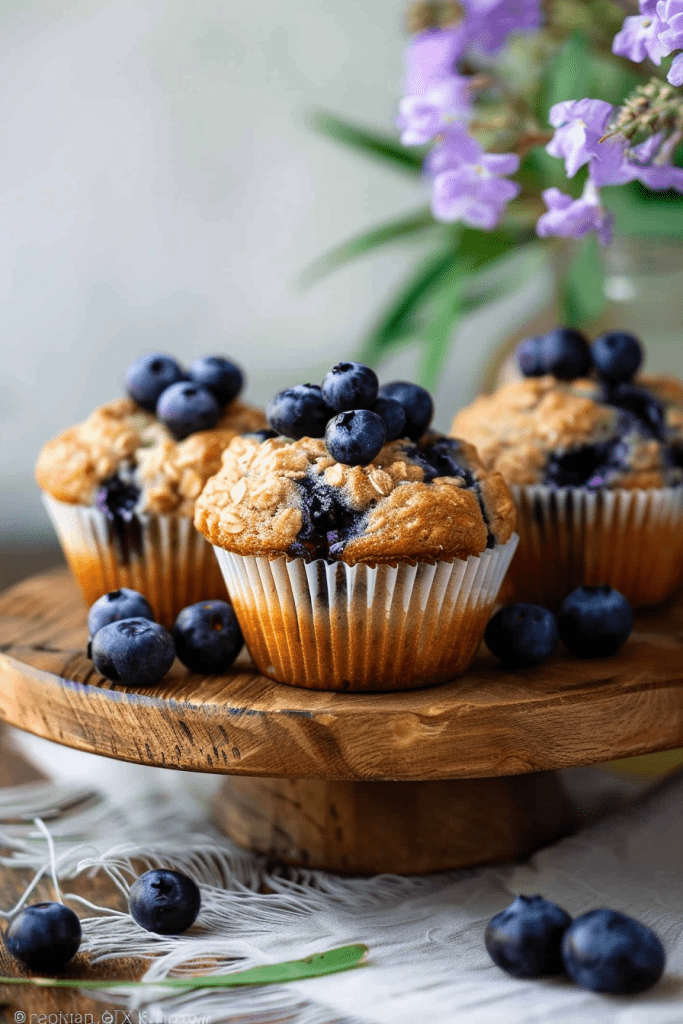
[
  {"x1": 558, "y1": 585, "x2": 633, "y2": 659},
  {"x1": 485, "y1": 895, "x2": 572, "y2": 978},
  {"x1": 562, "y1": 909, "x2": 665, "y2": 994},
  {"x1": 88, "y1": 589, "x2": 154, "y2": 639},
  {"x1": 129, "y1": 869, "x2": 201, "y2": 935},
  {"x1": 325, "y1": 409, "x2": 387, "y2": 466},
  {"x1": 188, "y1": 355, "x2": 244, "y2": 406},
  {"x1": 156, "y1": 382, "x2": 221, "y2": 440},
  {"x1": 485, "y1": 604, "x2": 559, "y2": 668},
  {"x1": 373, "y1": 396, "x2": 407, "y2": 442},
  {"x1": 541, "y1": 327, "x2": 593, "y2": 380},
  {"x1": 606, "y1": 382, "x2": 665, "y2": 439},
  {"x1": 321, "y1": 361, "x2": 379, "y2": 412},
  {"x1": 173, "y1": 600, "x2": 244, "y2": 674},
  {"x1": 6, "y1": 902, "x2": 81, "y2": 973},
  {"x1": 91, "y1": 618, "x2": 176, "y2": 686},
  {"x1": 592, "y1": 332, "x2": 643, "y2": 383},
  {"x1": 377, "y1": 381, "x2": 433, "y2": 440},
  {"x1": 244, "y1": 428, "x2": 278, "y2": 442},
  {"x1": 95, "y1": 475, "x2": 140, "y2": 524},
  {"x1": 125, "y1": 353, "x2": 185, "y2": 412},
  {"x1": 266, "y1": 384, "x2": 333, "y2": 440},
  {"x1": 517, "y1": 336, "x2": 546, "y2": 377}
]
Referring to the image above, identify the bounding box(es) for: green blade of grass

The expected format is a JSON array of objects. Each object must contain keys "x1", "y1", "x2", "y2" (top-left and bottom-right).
[
  {"x1": 0, "y1": 943, "x2": 368, "y2": 991},
  {"x1": 307, "y1": 108, "x2": 425, "y2": 175}
]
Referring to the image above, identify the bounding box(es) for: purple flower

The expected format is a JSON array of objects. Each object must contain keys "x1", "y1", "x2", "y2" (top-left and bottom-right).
[
  {"x1": 668, "y1": 52, "x2": 683, "y2": 83},
  {"x1": 404, "y1": 28, "x2": 468, "y2": 94},
  {"x1": 546, "y1": 99, "x2": 617, "y2": 176},
  {"x1": 425, "y1": 124, "x2": 482, "y2": 175},
  {"x1": 397, "y1": 76, "x2": 472, "y2": 146},
  {"x1": 463, "y1": 0, "x2": 543, "y2": 54},
  {"x1": 536, "y1": 184, "x2": 614, "y2": 246},
  {"x1": 612, "y1": 12, "x2": 668, "y2": 63},
  {"x1": 628, "y1": 141, "x2": 683, "y2": 189},
  {"x1": 655, "y1": 1, "x2": 683, "y2": 82},
  {"x1": 432, "y1": 147, "x2": 520, "y2": 228}
]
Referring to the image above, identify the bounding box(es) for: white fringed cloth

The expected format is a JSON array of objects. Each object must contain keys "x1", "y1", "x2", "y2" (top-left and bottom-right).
[{"x1": 0, "y1": 769, "x2": 682, "y2": 1024}]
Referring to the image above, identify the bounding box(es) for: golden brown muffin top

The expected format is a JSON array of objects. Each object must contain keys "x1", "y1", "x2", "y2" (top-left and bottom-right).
[
  {"x1": 194, "y1": 431, "x2": 516, "y2": 565},
  {"x1": 36, "y1": 397, "x2": 267, "y2": 516},
  {"x1": 451, "y1": 375, "x2": 683, "y2": 489}
]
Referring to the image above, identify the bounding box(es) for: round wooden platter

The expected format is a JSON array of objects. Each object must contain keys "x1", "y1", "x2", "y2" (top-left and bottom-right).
[{"x1": 2, "y1": 566, "x2": 683, "y2": 874}]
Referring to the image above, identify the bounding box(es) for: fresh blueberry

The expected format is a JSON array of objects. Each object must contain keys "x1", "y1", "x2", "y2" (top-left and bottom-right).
[
  {"x1": 592, "y1": 332, "x2": 643, "y2": 383},
  {"x1": 88, "y1": 589, "x2": 154, "y2": 638},
  {"x1": 485, "y1": 895, "x2": 572, "y2": 978},
  {"x1": 91, "y1": 618, "x2": 176, "y2": 686},
  {"x1": 128, "y1": 869, "x2": 201, "y2": 935},
  {"x1": 517, "y1": 335, "x2": 547, "y2": 377},
  {"x1": 541, "y1": 327, "x2": 593, "y2": 380},
  {"x1": 606, "y1": 382, "x2": 665, "y2": 439},
  {"x1": 173, "y1": 600, "x2": 244, "y2": 674},
  {"x1": 6, "y1": 902, "x2": 81, "y2": 973},
  {"x1": 377, "y1": 381, "x2": 433, "y2": 440},
  {"x1": 156, "y1": 382, "x2": 221, "y2": 440},
  {"x1": 325, "y1": 409, "x2": 387, "y2": 466},
  {"x1": 562, "y1": 909, "x2": 665, "y2": 994},
  {"x1": 267, "y1": 384, "x2": 333, "y2": 440},
  {"x1": 188, "y1": 355, "x2": 244, "y2": 406},
  {"x1": 321, "y1": 361, "x2": 379, "y2": 412},
  {"x1": 87, "y1": 589, "x2": 155, "y2": 659},
  {"x1": 373, "y1": 396, "x2": 407, "y2": 442},
  {"x1": 125, "y1": 353, "x2": 185, "y2": 412},
  {"x1": 485, "y1": 604, "x2": 559, "y2": 668},
  {"x1": 558, "y1": 585, "x2": 633, "y2": 659}
]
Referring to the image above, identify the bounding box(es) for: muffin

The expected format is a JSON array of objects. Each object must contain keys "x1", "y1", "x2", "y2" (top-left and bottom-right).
[
  {"x1": 452, "y1": 329, "x2": 683, "y2": 609},
  {"x1": 194, "y1": 365, "x2": 517, "y2": 691},
  {"x1": 36, "y1": 354, "x2": 266, "y2": 625}
]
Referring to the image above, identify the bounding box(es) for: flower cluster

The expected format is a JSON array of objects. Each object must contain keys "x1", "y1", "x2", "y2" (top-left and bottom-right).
[
  {"x1": 613, "y1": 0, "x2": 683, "y2": 87},
  {"x1": 398, "y1": 0, "x2": 683, "y2": 244},
  {"x1": 398, "y1": 2, "x2": 536, "y2": 228},
  {"x1": 540, "y1": 97, "x2": 683, "y2": 243}
]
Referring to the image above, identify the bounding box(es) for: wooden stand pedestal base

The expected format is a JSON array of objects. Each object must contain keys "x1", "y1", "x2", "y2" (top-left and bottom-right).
[{"x1": 213, "y1": 772, "x2": 577, "y2": 875}]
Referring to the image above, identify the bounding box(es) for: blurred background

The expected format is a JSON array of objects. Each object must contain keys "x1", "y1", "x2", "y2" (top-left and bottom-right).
[{"x1": 0, "y1": 0, "x2": 555, "y2": 553}]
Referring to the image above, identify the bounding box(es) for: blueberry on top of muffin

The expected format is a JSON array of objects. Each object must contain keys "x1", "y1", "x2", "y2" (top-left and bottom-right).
[
  {"x1": 36, "y1": 353, "x2": 266, "y2": 516},
  {"x1": 195, "y1": 363, "x2": 516, "y2": 564},
  {"x1": 452, "y1": 328, "x2": 683, "y2": 489}
]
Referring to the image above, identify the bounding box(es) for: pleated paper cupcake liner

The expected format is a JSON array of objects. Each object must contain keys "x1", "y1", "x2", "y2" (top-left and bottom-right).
[
  {"x1": 42, "y1": 493, "x2": 228, "y2": 627},
  {"x1": 212, "y1": 535, "x2": 518, "y2": 691},
  {"x1": 501, "y1": 484, "x2": 683, "y2": 610}
]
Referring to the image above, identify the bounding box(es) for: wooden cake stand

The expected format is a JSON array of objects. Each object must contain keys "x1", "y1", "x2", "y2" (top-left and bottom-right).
[{"x1": 1, "y1": 567, "x2": 683, "y2": 875}]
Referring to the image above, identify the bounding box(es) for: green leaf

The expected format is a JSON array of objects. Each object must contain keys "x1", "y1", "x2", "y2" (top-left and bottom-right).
[
  {"x1": 541, "y1": 32, "x2": 592, "y2": 116},
  {"x1": 561, "y1": 234, "x2": 606, "y2": 327},
  {"x1": 605, "y1": 182, "x2": 683, "y2": 238},
  {"x1": 358, "y1": 247, "x2": 459, "y2": 365},
  {"x1": 419, "y1": 277, "x2": 461, "y2": 391},
  {"x1": 0, "y1": 944, "x2": 368, "y2": 992},
  {"x1": 299, "y1": 208, "x2": 436, "y2": 286},
  {"x1": 307, "y1": 108, "x2": 425, "y2": 175}
]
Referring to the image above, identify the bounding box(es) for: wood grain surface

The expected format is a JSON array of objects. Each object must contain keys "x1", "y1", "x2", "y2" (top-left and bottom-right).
[{"x1": 1, "y1": 568, "x2": 683, "y2": 782}]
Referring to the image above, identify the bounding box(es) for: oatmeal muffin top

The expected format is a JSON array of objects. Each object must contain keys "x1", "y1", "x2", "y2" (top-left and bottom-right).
[
  {"x1": 36, "y1": 397, "x2": 267, "y2": 517},
  {"x1": 194, "y1": 430, "x2": 516, "y2": 565},
  {"x1": 451, "y1": 375, "x2": 683, "y2": 490}
]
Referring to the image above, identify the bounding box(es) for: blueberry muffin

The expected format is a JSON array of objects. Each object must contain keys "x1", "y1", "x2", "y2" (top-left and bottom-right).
[
  {"x1": 194, "y1": 363, "x2": 518, "y2": 691},
  {"x1": 36, "y1": 353, "x2": 267, "y2": 625},
  {"x1": 452, "y1": 329, "x2": 683, "y2": 608}
]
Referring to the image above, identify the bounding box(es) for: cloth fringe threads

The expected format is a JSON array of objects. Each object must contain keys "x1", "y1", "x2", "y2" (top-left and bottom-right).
[{"x1": 0, "y1": 774, "x2": 681, "y2": 1024}]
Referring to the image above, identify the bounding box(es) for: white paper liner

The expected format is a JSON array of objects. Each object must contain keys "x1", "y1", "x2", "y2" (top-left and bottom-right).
[
  {"x1": 212, "y1": 535, "x2": 518, "y2": 691},
  {"x1": 42, "y1": 493, "x2": 228, "y2": 626},
  {"x1": 504, "y1": 483, "x2": 683, "y2": 609}
]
